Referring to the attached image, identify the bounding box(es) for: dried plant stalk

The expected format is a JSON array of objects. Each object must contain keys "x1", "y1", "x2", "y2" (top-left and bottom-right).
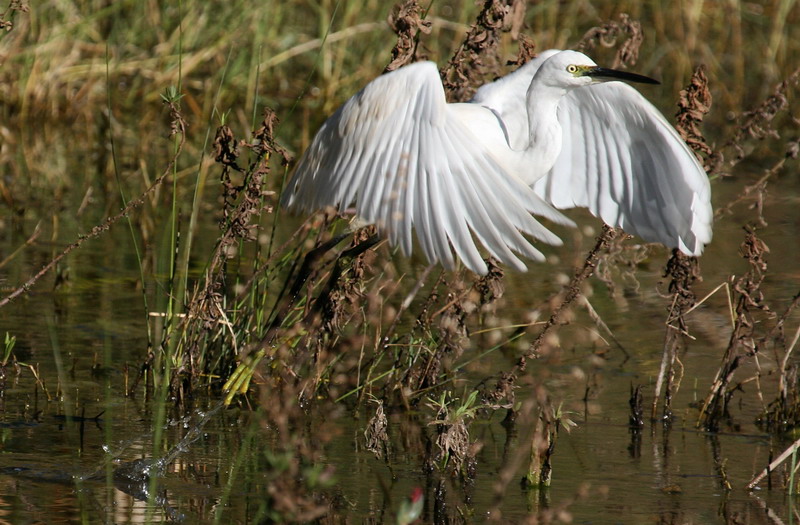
[
  {"x1": 441, "y1": 0, "x2": 526, "y2": 102},
  {"x1": 576, "y1": 14, "x2": 643, "y2": 69},
  {"x1": 674, "y1": 65, "x2": 714, "y2": 167},
  {"x1": 384, "y1": 0, "x2": 431, "y2": 72},
  {"x1": 652, "y1": 251, "x2": 700, "y2": 421}
]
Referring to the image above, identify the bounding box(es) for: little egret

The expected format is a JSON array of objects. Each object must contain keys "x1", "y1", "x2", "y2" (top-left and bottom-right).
[{"x1": 282, "y1": 50, "x2": 713, "y2": 275}]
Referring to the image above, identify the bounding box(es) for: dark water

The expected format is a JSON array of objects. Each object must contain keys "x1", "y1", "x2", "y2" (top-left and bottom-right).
[{"x1": 1, "y1": 163, "x2": 798, "y2": 523}]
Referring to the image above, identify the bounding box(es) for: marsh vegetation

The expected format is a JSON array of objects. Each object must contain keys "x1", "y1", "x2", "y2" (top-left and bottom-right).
[{"x1": 1, "y1": 0, "x2": 799, "y2": 522}]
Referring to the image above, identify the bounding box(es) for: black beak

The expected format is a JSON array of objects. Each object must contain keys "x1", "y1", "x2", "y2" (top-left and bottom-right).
[{"x1": 585, "y1": 67, "x2": 660, "y2": 85}]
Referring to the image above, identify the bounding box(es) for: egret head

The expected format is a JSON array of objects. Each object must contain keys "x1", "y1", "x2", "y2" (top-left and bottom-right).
[{"x1": 537, "y1": 50, "x2": 660, "y2": 90}]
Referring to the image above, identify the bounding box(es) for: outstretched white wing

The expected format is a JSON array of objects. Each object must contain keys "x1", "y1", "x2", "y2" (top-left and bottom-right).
[
  {"x1": 534, "y1": 82, "x2": 712, "y2": 254},
  {"x1": 282, "y1": 61, "x2": 570, "y2": 275},
  {"x1": 472, "y1": 50, "x2": 713, "y2": 255}
]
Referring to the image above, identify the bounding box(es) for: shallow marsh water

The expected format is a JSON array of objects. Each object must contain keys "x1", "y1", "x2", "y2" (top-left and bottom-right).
[
  {"x1": 2, "y1": 2, "x2": 800, "y2": 523},
  {"x1": 1, "y1": 165, "x2": 799, "y2": 523}
]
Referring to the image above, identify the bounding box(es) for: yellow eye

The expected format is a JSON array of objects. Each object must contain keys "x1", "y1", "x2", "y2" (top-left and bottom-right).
[{"x1": 567, "y1": 64, "x2": 578, "y2": 74}]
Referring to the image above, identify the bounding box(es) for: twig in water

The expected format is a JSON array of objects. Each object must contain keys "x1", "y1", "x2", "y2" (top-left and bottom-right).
[
  {"x1": 484, "y1": 226, "x2": 618, "y2": 420},
  {"x1": 580, "y1": 295, "x2": 629, "y2": 359},
  {"x1": 0, "y1": 221, "x2": 41, "y2": 270},
  {"x1": 747, "y1": 436, "x2": 800, "y2": 490},
  {"x1": 0, "y1": 98, "x2": 187, "y2": 310},
  {"x1": 524, "y1": 225, "x2": 619, "y2": 365},
  {"x1": 652, "y1": 251, "x2": 701, "y2": 421}
]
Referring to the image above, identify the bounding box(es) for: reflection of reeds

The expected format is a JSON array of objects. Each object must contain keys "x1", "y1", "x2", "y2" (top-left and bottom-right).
[{"x1": 0, "y1": 96, "x2": 186, "y2": 310}]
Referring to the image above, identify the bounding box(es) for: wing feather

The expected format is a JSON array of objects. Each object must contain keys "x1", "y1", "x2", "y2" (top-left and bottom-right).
[
  {"x1": 282, "y1": 61, "x2": 568, "y2": 274},
  {"x1": 474, "y1": 51, "x2": 712, "y2": 255},
  {"x1": 533, "y1": 81, "x2": 712, "y2": 254}
]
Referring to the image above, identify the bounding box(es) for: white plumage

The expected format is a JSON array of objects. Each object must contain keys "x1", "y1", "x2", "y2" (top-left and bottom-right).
[{"x1": 282, "y1": 49, "x2": 713, "y2": 274}]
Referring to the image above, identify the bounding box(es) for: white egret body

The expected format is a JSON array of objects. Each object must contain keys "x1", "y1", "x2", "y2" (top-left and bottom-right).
[{"x1": 282, "y1": 50, "x2": 713, "y2": 274}]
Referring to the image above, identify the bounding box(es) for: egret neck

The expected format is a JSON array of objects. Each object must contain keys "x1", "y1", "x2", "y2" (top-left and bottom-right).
[{"x1": 520, "y1": 75, "x2": 568, "y2": 185}]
